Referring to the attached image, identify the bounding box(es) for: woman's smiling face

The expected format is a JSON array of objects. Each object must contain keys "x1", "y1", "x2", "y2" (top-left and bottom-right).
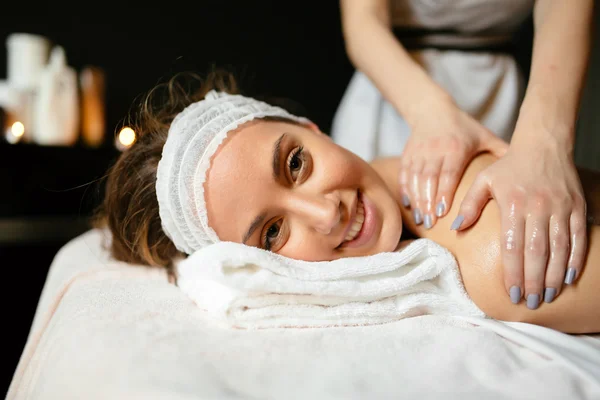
[{"x1": 205, "y1": 119, "x2": 403, "y2": 261}]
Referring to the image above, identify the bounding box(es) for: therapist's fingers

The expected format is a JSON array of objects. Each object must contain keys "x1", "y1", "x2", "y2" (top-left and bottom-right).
[
  {"x1": 408, "y1": 158, "x2": 426, "y2": 226},
  {"x1": 451, "y1": 172, "x2": 491, "y2": 231},
  {"x1": 500, "y1": 200, "x2": 526, "y2": 304},
  {"x1": 565, "y1": 201, "x2": 588, "y2": 285},
  {"x1": 523, "y1": 213, "x2": 549, "y2": 310},
  {"x1": 544, "y1": 213, "x2": 570, "y2": 303},
  {"x1": 435, "y1": 154, "x2": 468, "y2": 219},
  {"x1": 398, "y1": 158, "x2": 412, "y2": 209},
  {"x1": 418, "y1": 159, "x2": 442, "y2": 229}
]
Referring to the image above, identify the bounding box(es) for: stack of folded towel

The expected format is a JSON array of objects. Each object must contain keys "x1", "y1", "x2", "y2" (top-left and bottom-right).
[{"x1": 176, "y1": 238, "x2": 485, "y2": 329}]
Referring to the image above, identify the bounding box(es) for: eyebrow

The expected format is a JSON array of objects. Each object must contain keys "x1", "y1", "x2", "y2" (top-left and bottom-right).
[
  {"x1": 272, "y1": 133, "x2": 287, "y2": 179},
  {"x1": 242, "y1": 133, "x2": 287, "y2": 244},
  {"x1": 242, "y1": 212, "x2": 267, "y2": 244}
]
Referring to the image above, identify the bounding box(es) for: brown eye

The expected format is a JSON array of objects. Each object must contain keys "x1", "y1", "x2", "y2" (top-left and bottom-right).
[
  {"x1": 262, "y1": 219, "x2": 282, "y2": 251},
  {"x1": 267, "y1": 223, "x2": 279, "y2": 239},
  {"x1": 287, "y1": 146, "x2": 304, "y2": 181}
]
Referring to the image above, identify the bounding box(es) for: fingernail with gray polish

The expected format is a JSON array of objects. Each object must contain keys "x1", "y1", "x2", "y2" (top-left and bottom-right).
[
  {"x1": 527, "y1": 294, "x2": 540, "y2": 310},
  {"x1": 436, "y1": 202, "x2": 445, "y2": 217},
  {"x1": 544, "y1": 288, "x2": 557, "y2": 303},
  {"x1": 510, "y1": 286, "x2": 521, "y2": 304},
  {"x1": 450, "y1": 215, "x2": 464, "y2": 230},
  {"x1": 413, "y1": 209, "x2": 423, "y2": 225},
  {"x1": 423, "y1": 214, "x2": 433, "y2": 229},
  {"x1": 564, "y1": 268, "x2": 577, "y2": 285},
  {"x1": 402, "y1": 194, "x2": 411, "y2": 208}
]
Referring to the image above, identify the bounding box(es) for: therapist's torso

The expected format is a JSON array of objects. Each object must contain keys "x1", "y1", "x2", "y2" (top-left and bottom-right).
[{"x1": 331, "y1": 0, "x2": 535, "y2": 161}]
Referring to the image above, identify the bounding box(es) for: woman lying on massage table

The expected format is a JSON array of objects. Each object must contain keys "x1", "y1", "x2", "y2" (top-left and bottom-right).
[{"x1": 97, "y1": 71, "x2": 599, "y2": 334}]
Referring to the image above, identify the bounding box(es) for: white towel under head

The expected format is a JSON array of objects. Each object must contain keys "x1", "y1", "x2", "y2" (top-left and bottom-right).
[{"x1": 176, "y1": 238, "x2": 485, "y2": 329}]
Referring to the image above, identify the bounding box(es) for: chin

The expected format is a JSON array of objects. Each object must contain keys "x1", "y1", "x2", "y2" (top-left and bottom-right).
[
  {"x1": 378, "y1": 226, "x2": 403, "y2": 254},
  {"x1": 362, "y1": 217, "x2": 402, "y2": 256},
  {"x1": 375, "y1": 199, "x2": 403, "y2": 254},
  {"x1": 378, "y1": 201, "x2": 404, "y2": 254}
]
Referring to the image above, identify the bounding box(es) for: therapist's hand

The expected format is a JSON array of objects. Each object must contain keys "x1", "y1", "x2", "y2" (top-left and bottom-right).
[
  {"x1": 453, "y1": 137, "x2": 587, "y2": 309},
  {"x1": 399, "y1": 102, "x2": 508, "y2": 229}
]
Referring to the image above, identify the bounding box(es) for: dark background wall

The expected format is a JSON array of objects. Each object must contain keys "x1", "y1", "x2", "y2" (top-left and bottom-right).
[
  {"x1": 1, "y1": 1, "x2": 598, "y2": 395},
  {"x1": 0, "y1": 1, "x2": 354, "y2": 137}
]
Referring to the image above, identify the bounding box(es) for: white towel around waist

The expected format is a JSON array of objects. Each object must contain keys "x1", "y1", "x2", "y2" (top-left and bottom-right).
[{"x1": 176, "y1": 238, "x2": 485, "y2": 329}]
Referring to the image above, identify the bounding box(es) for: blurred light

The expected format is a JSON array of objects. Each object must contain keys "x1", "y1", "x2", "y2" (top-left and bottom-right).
[
  {"x1": 5, "y1": 121, "x2": 24, "y2": 144},
  {"x1": 11, "y1": 121, "x2": 24, "y2": 137},
  {"x1": 116, "y1": 126, "x2": 136, "y2": 150}
]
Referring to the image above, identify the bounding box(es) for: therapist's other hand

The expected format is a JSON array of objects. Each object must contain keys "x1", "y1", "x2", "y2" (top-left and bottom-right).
[
  {"x1": 454, "y1": 139, "x2": 587, "y2": 309},
  {"x1": 399, "y1": 102, "x2": 508, "y2": 229}
]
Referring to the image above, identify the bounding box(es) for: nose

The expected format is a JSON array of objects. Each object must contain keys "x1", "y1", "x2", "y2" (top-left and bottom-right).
[{"x1": 286, "y1": 192, "x2": 341, "y2": 235}]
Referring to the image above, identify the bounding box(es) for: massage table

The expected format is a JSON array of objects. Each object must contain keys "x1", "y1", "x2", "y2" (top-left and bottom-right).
[{"x1": 7, "y1": 229, "x2": 600, "y2": 399}]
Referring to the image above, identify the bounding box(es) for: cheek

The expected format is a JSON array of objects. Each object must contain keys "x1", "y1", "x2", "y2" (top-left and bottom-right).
[
  {"x1": 279, "y1": 226, "x2": 335, "y2": 261},
  {"x1": 315, "y1": 144, "x2": 365, "y2": 186},
  {"x1": 378, "y1": 195, "x2": 404, "y2": 252},
  {"x1": 279, "y1": 241, "x2": 332, "y2": 262}
]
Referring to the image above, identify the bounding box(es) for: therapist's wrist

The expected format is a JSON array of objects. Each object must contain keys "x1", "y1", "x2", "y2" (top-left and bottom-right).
[
  {"x1": 401, "y1": 87, "x2": 456, "y2": 129},
  {"x1": 512, "y1": 114, "x2": 576, "y2": 156},
  {"x1": 511, "y1": 121, "x2": 576, "y2": 160},
  {"x1": 513, "y1": 84, "x2": 577, "y2": 150}
]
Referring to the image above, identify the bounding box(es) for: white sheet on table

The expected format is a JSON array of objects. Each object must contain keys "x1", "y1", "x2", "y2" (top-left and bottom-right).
[{"x1": 7, "y1": 229, "x2": 600, "y2": 400}]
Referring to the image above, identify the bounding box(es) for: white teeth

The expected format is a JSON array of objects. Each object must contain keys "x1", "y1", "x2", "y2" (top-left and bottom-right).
[
  {"x1": 343, "y1": 199, "x2": 365, "y2": 242},
  {"x1": 355, "y1": 213, "x2": 364, "y2": 224}
]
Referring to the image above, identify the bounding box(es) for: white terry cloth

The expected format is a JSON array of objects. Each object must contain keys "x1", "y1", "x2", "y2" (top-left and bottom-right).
[
  {"x1": 8, "y1": 229, "x2": 600, "y2": 399},
  {"x1": 176, "y1": 238, "x2": 485, "y2": 329}
]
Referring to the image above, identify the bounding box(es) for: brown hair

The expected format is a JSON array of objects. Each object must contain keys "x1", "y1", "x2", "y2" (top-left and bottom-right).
[
  {"x1": 95, "y1": 69, "x2": 303, "y2": 277},
  {"x1": 95, "y1": 70, "x2": 239, "y2": 276}
]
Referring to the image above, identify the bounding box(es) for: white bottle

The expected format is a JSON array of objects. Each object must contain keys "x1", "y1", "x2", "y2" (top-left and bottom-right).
[
  {"x1": 32, "y1": 46, "x2": 79, "y2": 146},
  {"x1": 4, "y1": 33, "x2": 51, "y2": 143},
  {"x1": 6, "y1": 33, "x2": 50, "y2": 91}
]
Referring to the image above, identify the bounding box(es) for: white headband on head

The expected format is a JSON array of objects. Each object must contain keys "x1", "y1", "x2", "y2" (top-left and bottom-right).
[{"x1": 155, "y1": 90, "x2": 310, "y2": 254}]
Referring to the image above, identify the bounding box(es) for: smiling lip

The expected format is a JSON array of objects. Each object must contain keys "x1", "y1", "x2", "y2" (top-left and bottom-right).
[
  {"x1": 337, "y1": 191, "x2": 359, "y2": 247},
  {"x1": 338, "y1": 190, "x2": 377, "y2": 249}
]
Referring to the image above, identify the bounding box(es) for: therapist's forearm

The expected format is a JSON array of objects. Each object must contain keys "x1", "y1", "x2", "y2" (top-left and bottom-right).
[
  {"x1": 514, "y1": 0, "x2": 594, "y2": 151},
  {"x1": 340, "y1": 0, "x2": 453, "y2": 127}
]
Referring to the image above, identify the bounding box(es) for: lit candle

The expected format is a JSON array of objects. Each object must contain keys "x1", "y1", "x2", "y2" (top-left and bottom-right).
[
  {"x1": 5, "y1": 121, "x2": 25, "y2": 144},
  {"x1": 115, "y1": 126, "x2": 136, "y2": 151}
]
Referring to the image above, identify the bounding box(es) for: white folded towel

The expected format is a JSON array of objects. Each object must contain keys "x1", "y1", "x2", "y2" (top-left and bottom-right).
[{"x1": 176, "y1": 238, "x2": 486, "y2": 328}]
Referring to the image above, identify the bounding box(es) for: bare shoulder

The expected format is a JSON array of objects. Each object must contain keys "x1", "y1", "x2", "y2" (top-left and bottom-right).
[{"x1": 371, "y1": 153, "x2": 600, "y2": 333}]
